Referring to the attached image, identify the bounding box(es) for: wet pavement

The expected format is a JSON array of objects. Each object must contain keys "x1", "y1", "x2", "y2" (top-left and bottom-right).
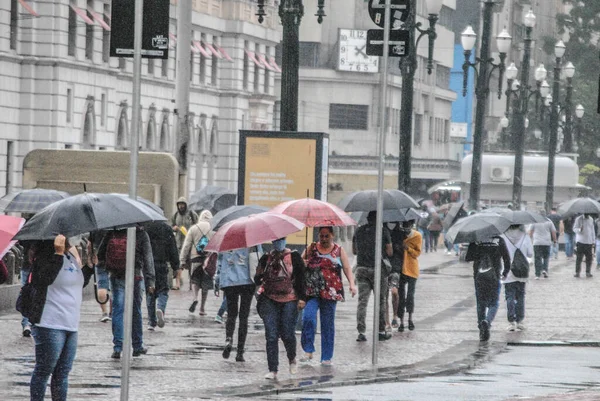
[{"x1": 2, "y1": 250, "x2": 600, "y2": 400}]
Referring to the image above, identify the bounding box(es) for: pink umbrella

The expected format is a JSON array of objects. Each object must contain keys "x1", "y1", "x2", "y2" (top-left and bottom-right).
[
  {"x1": 2, "y1": 215, "x2": 25, "y2": 259},
  {"x1": 205, "y1": 212, "x2": 304, "y2": 252},
  {"x1": 271, "y1": 198, "x2": 357, "y2": 227}
]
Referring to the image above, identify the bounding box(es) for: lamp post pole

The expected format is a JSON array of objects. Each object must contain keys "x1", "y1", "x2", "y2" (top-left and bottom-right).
[
  {"x1": 546, "y1": 41, "x2": 565, "y2": 212},
  {"x1": 563, "y1": 67, "x2": 574, "y2": 152}
]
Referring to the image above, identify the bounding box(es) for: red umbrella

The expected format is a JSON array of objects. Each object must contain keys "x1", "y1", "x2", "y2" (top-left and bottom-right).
[
  {"x1": 271, "y1": 198, "x2": 357, "y2": 227},
  {"x1": 2, "y1": 216, "x2": 25, "y2": 258},
  {"x1": 205, "y1": 212, "x2": 304, "y2": 252}
]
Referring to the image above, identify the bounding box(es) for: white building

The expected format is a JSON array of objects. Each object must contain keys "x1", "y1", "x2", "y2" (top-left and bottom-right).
[{"x1": 0, "y1": 0, "x2": 281, "y2": 195}]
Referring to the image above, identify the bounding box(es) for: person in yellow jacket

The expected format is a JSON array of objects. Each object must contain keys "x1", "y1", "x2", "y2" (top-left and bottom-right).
[{"x1": 397, "y1": 219, "x2": 422, "y2": 332}]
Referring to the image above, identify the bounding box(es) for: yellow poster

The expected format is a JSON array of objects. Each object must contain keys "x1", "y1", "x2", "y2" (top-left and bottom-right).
[{"x1": 244, "y1": 137, "x2": 317, "y2": 245}]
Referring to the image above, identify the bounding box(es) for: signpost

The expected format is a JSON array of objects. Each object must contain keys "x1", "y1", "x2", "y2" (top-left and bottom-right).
[
  {"x1": 366, "y1": 29, "x2": 410, "y2": 57},
  {"x1": 368, "y1": 0, "x2": 410, "y2": 27}
]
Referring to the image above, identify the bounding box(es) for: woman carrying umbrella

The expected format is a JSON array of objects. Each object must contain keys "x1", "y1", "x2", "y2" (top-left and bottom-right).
[{"x1": 299, "y1": 226, "x2": 357, "y2": 365}]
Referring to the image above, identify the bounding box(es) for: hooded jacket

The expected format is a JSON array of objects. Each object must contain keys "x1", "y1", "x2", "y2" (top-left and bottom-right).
[
  {"x1": 402, "y1": 230, "x2": 422, "y2": 278},
  {"x1": 171, "y1": 197, "x2": 199, "y2": 249},
  {"x1": 179, "y1": 210, "x2": 213, "y2": 269}
]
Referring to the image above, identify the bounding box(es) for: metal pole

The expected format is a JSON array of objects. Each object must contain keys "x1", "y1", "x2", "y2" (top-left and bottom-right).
[
  {"x1": 564, "y1": 77, "x2": 573, "y2": 152},
  {"x1": 372, "y1": 0, "x2": 391, "y2": 366},
  {"x1": 279, "y1": 1, "x2": 302, "y2": 132},
  {"x1": 397, "y1": 0, "x2": 416, "y2": 192},
  {"x1": 511, "y1": 27, "x2": 533, "y2": 208},
  {"x1": 120, "y1": 0, "x2": 142, "y2": 398},
  {"x1": 546, "y1": 57, "x2": 561, "y2": 212},
  {"x1": 468, "y1": 0, "x2": 493, "y2": 211}
]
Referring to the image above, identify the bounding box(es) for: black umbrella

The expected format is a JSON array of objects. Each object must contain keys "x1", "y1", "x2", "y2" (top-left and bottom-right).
[
  {"x1": 485, "y1": 208, "x2": 547, "y2": 225},
  {"x1": 189, "y1": 185, "x2": 237, "y2": 213},
  {"x1": 210, "y1": 205, "x2": 269, "y2": 230},
  {"x1": 442, "y1": 202, "x2": 467, "y2": 230},
  {"x1": 558, "y1": 197, "x2": 600, "y2": 219},
  {"x1": 0, "y1": 188, "x2": 70, "y2": 214},
  {"x1": 446, "y1": 213, "x2": 512, "y2": 244},
  {"x1": 112, "y1": 194, "x2": 164, "y2": 216},
  {"x1": 338, "y1": 189, "x2": 419, "y2": 212},
  {"x1": 14, "y1": 193, "x2": 167, "y2": 240},
  {"x1": 351, "y1": 208, "x2": 421, "y2": 225}
]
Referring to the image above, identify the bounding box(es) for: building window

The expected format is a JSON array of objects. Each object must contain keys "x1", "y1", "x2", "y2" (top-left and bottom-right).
[
  {"x1": 119, "y1": 57, "x2": 125, "y2": 69},
  {"x1": 199, "y1": 34, "x2": 207, "y2": 84},
  {"x1": 82, "y1": 97, "x2": 95, "y2": 150},
  {"x1": 100, "y1": 93, "x2": 106, "y2": 127},
  {"x1": 10, "y1": 0, "x2": 18, "y2": 50},
  {"x1": 162, "y1": 56, "x2": 168, "y2": 77},
  {"x1": 66, "y1": 88, "x2": 73, "y2": 123},
  {"x1": 68, "y1": 5, "x2": 77, "y2": 56},
  {"x1": 444, "y1": 119, "x2": 450, "y2": 143},
  {"x1": 190, "y1": 48, "x2": 194, "y2": 82},
  {"x1": 264, "y1": 46, "x2": 271, "y2": 94},
  {"x1": 102, "y1": 3, "x2": 110, "y2": 62},
  {"x1": 414, "y1": 113, "x2": 422, "y2": 146},
  {"x1": 436, "y1": 65, "x2": 450, "y2": 89},
  {"x1": 243, "y1": 41, "x2": 249, "y2": 90},
  {"x1": 85, "y1": 0, "x2": 94, "y2": 60},
  {"x1": 146, "y1": 114, "x2": 156, "y2": 150},
  {"x1": 148, "y1": 59, "x2": 154, "y2": 75},
  {"x1": 299, "y1": 42, "x2": 319, "y2": 67},
  {"x1": 116, "y1": 105, "x2": 128, "y2": 149},
  {"x1": 254, "y1": 45, "x2": 261, "y2": 93},
  {"x1": 211, "y1": 41, "x2": 218, "y2": 86},
  {"x1": 429, "y1": 116, "x2": 434, "y2": 141},
  {"x1": 438, "y1": 5, "x2": 454, "y2": 30},
  {"x1": 328, "y1": 104, "x2": 369, "y2": 130},
  {"x1": 160, "y1": 114, "x2": 169, "y2": 151}
]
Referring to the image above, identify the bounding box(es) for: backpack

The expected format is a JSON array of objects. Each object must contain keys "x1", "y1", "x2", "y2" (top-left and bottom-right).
[
  {"x1": 474, "y1": 253, "x2": 499, "y2": 295},
  {"x1": 105, "y1": 232, "x2": 128, "y2": 271},
  {"x1": 262, "y1": 251, "x2": 295, "y2": 297},
  {"x1": 203, "y1": 253, "x2": 218, "y2": 278},
  {"x1": 15, "y1": 272, "x2": 36, "y2": 318},
  {"x1": 510, "y1": 237, "x2": 529, "y2": 278},
  {"x1": 194, "y1": 225, "x2": 209, "y2": 254}
]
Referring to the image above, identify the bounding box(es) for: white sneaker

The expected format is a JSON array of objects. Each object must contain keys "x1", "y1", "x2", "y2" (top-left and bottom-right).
[
  {"x1": 289, "y1": 360, "x2": 298, "y2": 375},
  {"x1": 507, "y1": 322, "x2": 517, "y2": 332},
  {"x1": 264, "y1": 371, "x2": 277, "y2": 380},
  {"x1": 516, "y1": 322, "x2": 526, "y2": 331},
  {"x1": 147, "y1": 326, "x2": 155, "y2": 331},
  {"x1": 156, "y1": 309, "x2": 165, "y2": 328}
]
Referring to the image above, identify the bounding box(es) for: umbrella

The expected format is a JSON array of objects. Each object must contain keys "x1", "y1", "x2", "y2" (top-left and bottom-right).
[
  {"x1": 111, "y1": 194, "x2": 164, "y2": 216},
  {"x1": 0, "y1": 188, "x2": 70, "y2": 214},
  {"x1": 486, "y1": 208, "x2": 547, "y2": 225},
  {"x1": 338, "y1": 189, "x2": 419, "y2": 212},
  {"x1": 351, "y1": 208, "x2": 421, "y2": 225},
  {"x1": 205, "y1": 212, "x2": 304, "y2": 252},
  {"x1": 445, "y1": 213, "x2": 512, "y2": 244},
  {"x1": 271, "y1": 198, "x2": 356, "y2": 227},
  {"x1": 189, "y1": 185, "x2": 236, "y2": 213},
  {"x1": 558, "y1": 197, "x2": 600, "y2": 219},
  {"x1": 14, "y1": 193, "x2": 167, "y2": 240},
  {"x1": 442, "y1": 202, "x2": 467, "y2": 230},
  {"x1": 210, "y1": 205, "x2": 269, "y2": 231},
  {"x1": 0, "y1": 216, "x2": 25, "y2": 259}
]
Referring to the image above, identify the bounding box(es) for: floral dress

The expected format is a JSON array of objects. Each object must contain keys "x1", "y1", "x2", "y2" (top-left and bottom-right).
[{"x1": 305, "y1": 243, "x2": 344, "y2": 301}]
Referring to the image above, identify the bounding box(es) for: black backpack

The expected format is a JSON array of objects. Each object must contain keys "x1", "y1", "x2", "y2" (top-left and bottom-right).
[
  {"x1": 474, "y1": 252, "x2": 499, "y2": 295},
  {"x1": 510, "y1": 237, "x2": 529, "y2": 278}
]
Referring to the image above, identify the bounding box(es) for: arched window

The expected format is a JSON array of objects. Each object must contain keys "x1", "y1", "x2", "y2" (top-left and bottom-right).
[
  {"x1": 146, "y1": 106, "x2": 157, "y2": 151},
  {"x1": 159, "y1": 111, "x2": 170, "y2": 151},
  {"x1": 195, "y1": 114, "x2": 208, "y2": 189},
  {"x1": 116, "y1": 102, "x2": 129, "y2": 150},
  {"x1": 208, "y1": 116, "x2": 219, "y2": 184},
  {"x1": 82, "y1": 96, "x2": 96, "y2": 149}
]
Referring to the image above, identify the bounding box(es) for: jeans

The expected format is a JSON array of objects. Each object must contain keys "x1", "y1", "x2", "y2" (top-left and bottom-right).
[
  {"x1": 223, "y1": 285, "x2": 254, "y2": 350},
  {"x1": 596, "y1": 240, "x2": 600, "y2": 265},
  {"x1": 429, "y1": 231, "x2": 441, "y2": 251},
  {"x1": 355, "y1": 266, "x2": 389, "y2": 333},
  {"x1": 111, "y1": 275, "x2": 144, "y2": 352},
  {"x1": 551, "y1": 235, "x2": 560, "y2": 259},
  {"x1": 258, "y1": 296, "x2": 298, "y2": 373},
  {"x1": 505, "y1": 281, "x2": 526, "y2": 323},
  {"x1": 533, "y1": 245, "x2": 551, "y2": 277},
  {"x1": 301, "y1": 298, "x2": 337, "y2": 362},
  {"x1": 564, "y1": 233, "x2": 575, "y2": 257},
  {"x1": 475, "y1": 280, "x2": 500, "y2": 326},
  {"x1": 217, "y1": 295, "x2": 228, "y2": 317},
  {"x1": 146, "y1": 287, "x2": 168, "y2": 328},
  {"x1": 419, "y1": 228, "x2": 431, "y2": 252},
  {"x1": 30, "y1": 326, "x2": 78, "y2": 401},
  {"x1": 21, "y1": 267, "x2": 31, "y2": 329},
  {"x1": 398, "y1": 273, "x2": 417, "y2": 318},
  {"x1": 575, "y1": 242, "x2": 594, "y2": 274}
]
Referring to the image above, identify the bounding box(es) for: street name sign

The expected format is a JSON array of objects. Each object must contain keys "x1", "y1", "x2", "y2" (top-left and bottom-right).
[
  {"x1": 368, "y1": 0, "x2": 410, "y2": 28},
  {"x1": 366, "y1": 29, "x2": 410, "y2": 57}
]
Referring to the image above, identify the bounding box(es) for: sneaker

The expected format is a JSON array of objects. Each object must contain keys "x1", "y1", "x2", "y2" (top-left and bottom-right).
[
  {"x1": 516, "y1": 322, "x2": 526, "y2": 331},
  {"x1": 535, "y1": 276, "x2": 540, "y2": 280},
  {"x1": 408, "y1": 320, "x2": 415, "y2": 331},
  {"x1": 214, "y1": 315, "x2": 224, "y2": 324},
  {"x1": 189, "y1": 300, "x2": 198, "y2": 313},
  {"x1": 235, "y1": 351, "x2": 245, "y2": 362},
  {"x1": 398, "y1": 323, "x2": 405, "y2": 332},
  {"x1": 132, "y1": 347, "x2": 148, "y2": 357},
  {"x1": 507, "y1": 322, "x2": 517, "y2": 332},
  {"x1": 147, "y1": 325, "x2": 155, "y2": 331},
  {"x1": 299, "y1": 353, "x2": 313, "y2": 363},
  {"x1": 574, "y1": 273, "x2": 581, "y2": 278},
  {"x1": 391, "y1": 319, "x2": 399, "y2": 329},
  {"x1": 100, "y1": 313, "x2": 110, "y2": 323},
  {"x1": 321, "y1": 360, "x2": 333, "y2": 366},
  {"x1": 222, "y1": 339, "x2": 233, "y2": 359},
  {"x1": 111, "y1": 351, "x2": 121, "y2": 359},
  {"x1": 587, "y1": 273, "x2": 594, "y2": 278},
  {"x1": 542, "y1": 271, "x2": 548, "y2": 278},
  {"x1": 264, "y1": 371, "x2": 277, "y2": 380},
  {"x1": 479, "y1": 320, "x2": 490, "y2": 342},
  {"x1": 22, "y1": 325, "x2": 32, "y2": 337},
  {"x1": 289, "y1": 360, "x2": 298, "y2": 375},
  {"x1": 356, "y1": 333, "x2": 367, "y2": 342},
  {"x1": 378, "y1": 332, "x2": 392, "y2": 341},
  {"x1": 156, "y1": 309, "x2": 165, "y2": 328}
]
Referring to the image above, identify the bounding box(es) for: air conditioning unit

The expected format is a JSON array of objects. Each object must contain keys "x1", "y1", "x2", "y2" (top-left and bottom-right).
[{"x1": 490, "y1": 166, "x2": 512, "y2": 182}]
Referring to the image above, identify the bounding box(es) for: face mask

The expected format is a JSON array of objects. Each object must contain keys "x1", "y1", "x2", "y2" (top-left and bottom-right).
[{"x1": 272, "y1": 238, "x2": 286, "y2": 252}]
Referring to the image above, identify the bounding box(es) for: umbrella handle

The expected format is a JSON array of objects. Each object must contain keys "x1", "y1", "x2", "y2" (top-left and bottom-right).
[{"x1": 92, "y1": 265, "x2": 110, "y2": 305}]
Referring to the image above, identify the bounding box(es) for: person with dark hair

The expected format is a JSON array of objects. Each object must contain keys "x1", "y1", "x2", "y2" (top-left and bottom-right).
[
  {"x1": 502, "y1": 224, "x2": 533, "y2": 331},
  {"x1": 574, "y1": 213, "x2": 595, "y2": 278},
  {"x1": 529, "y1": 210, "x2": 556, "y2": 279},
  {"x1": 547, "y1": 208, "x2": 562, "y2": 260},
  {"x1": 388, "y1": 222, "x2": 407, "y2": 328},
  {"x1": 397, "y1": 220, "x2": 422, "y2": 332},
  {"x1": 563, "y1": 215, "x2": 576, "y2": 259}
]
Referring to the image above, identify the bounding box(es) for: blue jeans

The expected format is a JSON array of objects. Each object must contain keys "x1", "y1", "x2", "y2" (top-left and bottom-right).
[
  {"x1": 111, "y1": 275, "x2": 144, "y2": 352},
  {"x1": 419, "y1": 228, "x2": 431, "y2": 252},
  {"x1": 475, "y1": 281, "x2": 500, "y2": 326},
  {"x1": 596, "y1": 240, "x2": 600, "y2": 265},
  {"x1": 258, "y1": 297, "x2": 298, "y2": 373},
  {"x1": 564, "y1": 233, "x2": 575, "y2": 257},
  {"x1": 21, "y1": 267, "x2": 31, "y2": 328},
  {"x1": 505, "y1": 281, "x2": 526, "y2": 323},
  {"x1": 146, "y1": 287, "x2": 168, "y2": 327},
  {"x1": 533, "y1": 245, "x2": 550, "y2": 277},
  {"x1": 301, "y1": 298, "x2": 337, "y2": 362},
  {"x1": 217, "y1": 295, "x2": 228, "y2": 317},
  {"x1": 30, "y1": 326, "x2": 78, "y2": 401}
]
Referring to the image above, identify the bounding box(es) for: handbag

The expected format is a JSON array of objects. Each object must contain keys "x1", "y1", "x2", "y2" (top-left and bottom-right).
[{"x1": 15, "y1": 272, "x2": 36, "y2": 319}]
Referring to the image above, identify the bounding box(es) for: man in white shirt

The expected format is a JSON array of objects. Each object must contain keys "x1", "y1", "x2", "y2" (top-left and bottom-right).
[
  {"x1": 529, "y1": 213, "x2": 557, "y2": 279},
  {"x1": 573, "y1": 214, "x2": 595, "y2": 278}
]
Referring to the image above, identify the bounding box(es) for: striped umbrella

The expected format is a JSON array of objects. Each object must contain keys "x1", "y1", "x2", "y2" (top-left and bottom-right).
[{"x1": 0, "y1": 188, "x2": 70, "y2": 214}]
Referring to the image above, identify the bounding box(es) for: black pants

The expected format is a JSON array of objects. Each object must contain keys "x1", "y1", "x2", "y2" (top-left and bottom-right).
[
  {"x1": 223, "y1": 284, "x2": 255, "y2": 351},
  {"x1": 575, "y1": 242, "x2": 593, "y2": 274},
  {"x1": 397, "y1": 273, "x2": 417, "y2": 318}
]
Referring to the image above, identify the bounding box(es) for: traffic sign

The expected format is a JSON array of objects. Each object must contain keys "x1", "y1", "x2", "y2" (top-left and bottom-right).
[
  {"x1": 366, "y1": 29, "x2": 410, "y2": 57},
  {"x1": 368, "y1": 0, "x2": 410, "y2": 28}
]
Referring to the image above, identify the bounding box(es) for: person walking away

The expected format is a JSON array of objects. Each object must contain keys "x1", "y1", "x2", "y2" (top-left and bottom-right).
[
  {"x1": 417, "y1": 205, "x2": 431, "y2": 253},
  {"x1": 97, "y1": 227, "x2": 155, "y2": 359},
  {"x1": 573, "y1": 213, "x2": 595, "y2": 278},
  {"x1": 529, "y1": 212, "x2": 556, "y2": 279},
  {"x1": 255, "y1": 238, "x2": 306, "y2": 380},
  {"x1": 300, "y1": 227, "x2": 357, "y2": 365},
  {"x1": 171, "y1": 197, "x2": 198, "y2": 290},
  {"x1": 501, "y1": 224, "x2": 533, "y2": 331},
  {"x1": 215, "y1": 246, "x2": 262, "y2": 362},
  {"x1": 180, "y1": 210, "x2": 214, "y2": 315},
  {"x1": 563, "y1": 216, "x2": 576, "y2": 259},
  {"x1": 547, "y1": 208, "x2": 562, "y2": 259},
  {"x1": 145, "y1": 221, "x2": 180, "y2": 330},
  {"x1": 29, "y1": 235, "x2": 94, "y2": 401},
  {"x1": 19, "y1": 240, "x2": 36, "y2": 336},
  {"x1": 397, "y1": 220, "x2": 422, "y2": 332},
  {"x1": 427, "y1": 212, "x2": 443, "y2": 252},
  {"x1": 352, "y1": 211, "x2": 393, "y2": 342},
  {"x1": 388, "y1": 222, "x2": 407, "y2": 328},
  {"x1": 465, "y1": 237, "x2": 510, "y2": 341},
  {"x1": 595, "y1": 217, "x2": 600, "y2": 270}
]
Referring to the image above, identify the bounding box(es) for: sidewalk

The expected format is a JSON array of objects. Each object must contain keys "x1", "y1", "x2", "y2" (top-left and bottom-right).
[{"x1": 1, "y1": 251, "x2": 599, "y2": 400}]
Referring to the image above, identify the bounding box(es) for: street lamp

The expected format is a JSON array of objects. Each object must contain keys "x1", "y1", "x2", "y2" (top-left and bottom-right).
[
  {"x1": 461, "y1": 1, "x2": 511, "y2": 211},
  {"x1": 256, "y1": 0, "x2": 326, "y2": 131},
  {"x1": 397, "y1": 0, "x2": 443, "y2": 192}
]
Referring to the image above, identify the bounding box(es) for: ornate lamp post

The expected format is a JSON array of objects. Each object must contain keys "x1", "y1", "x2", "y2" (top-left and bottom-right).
[
  {"x1": 256, "y1": 0, "x2": 326, "y2": 131},
  {"x1": 397, "y1": 0, "x2": 444, "y2": 192},
  {"x1": 461, "y1": 1, "x2": 512, "y2": 211}
]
